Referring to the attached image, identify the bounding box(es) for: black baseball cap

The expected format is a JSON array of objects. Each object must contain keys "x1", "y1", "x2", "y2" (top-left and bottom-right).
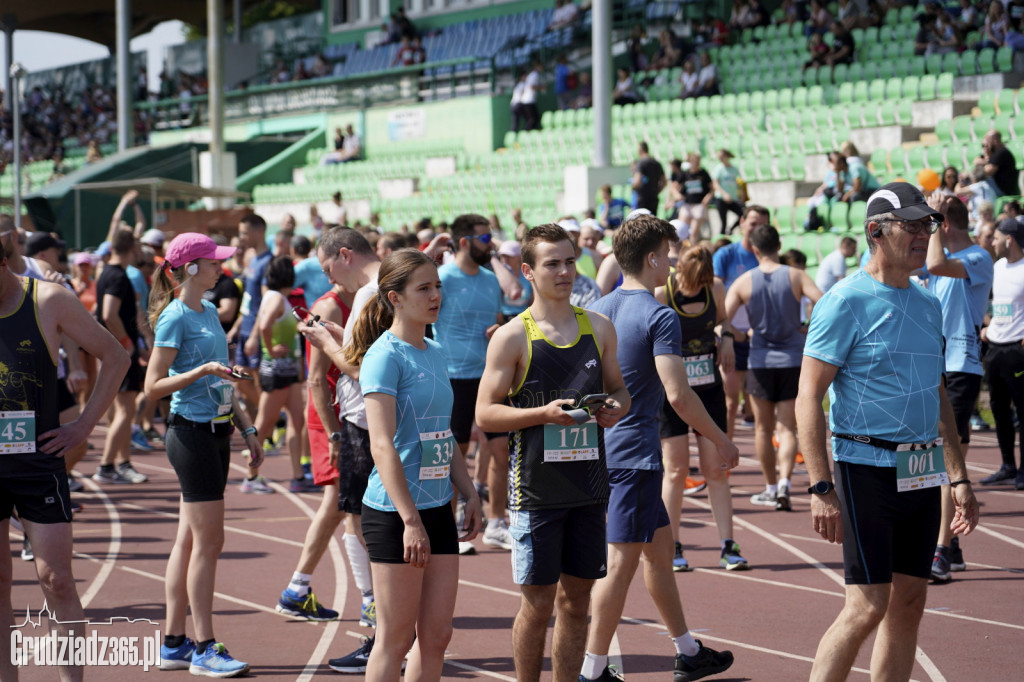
[
  {"x1": 996, "y1": 217, "x2": 1024, "y2": 248},
  {"x1": 866, "y1": 183, "x2": 944, "y2": 222},
  {"x1": 25, "y1": 231, "x2": 66, "y2": 257}
]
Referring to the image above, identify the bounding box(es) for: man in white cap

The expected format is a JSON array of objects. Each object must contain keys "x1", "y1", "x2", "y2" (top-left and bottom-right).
[
  {"x1": 140, "y1": 228, "x2": 167, "y2": 258},
  {"x1": 796, "y1": 181, "x2": 979, "y2": 681}
]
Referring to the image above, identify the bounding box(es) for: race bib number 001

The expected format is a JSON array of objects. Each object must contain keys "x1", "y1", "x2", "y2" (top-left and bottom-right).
[
  {"x1": 684, "y1": 354, "x2": 715, "y2": 386},
  {"x1": 543, "y1": 422, "x2": 598, "y2": 462},
  {"x1": 0, "y1": 411, "x2": 36, "y2": 454},
  {"x1": 419, "y1": 429, "x2": 455, "y2": 480},
  {"x1": 895, "y1": 439, "x2": 948, "y2": 492}
]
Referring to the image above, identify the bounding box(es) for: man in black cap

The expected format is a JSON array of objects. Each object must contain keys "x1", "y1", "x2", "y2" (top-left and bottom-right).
[
  {"x1": 24, "y1": 232, "x2": 66, "y2": 275},
  {"x1": 795, "y1": 182, "x2": 979, "y2": 681},
  {"x1": 979, "y1": 217, "x2": 1024, "y2": 490}
]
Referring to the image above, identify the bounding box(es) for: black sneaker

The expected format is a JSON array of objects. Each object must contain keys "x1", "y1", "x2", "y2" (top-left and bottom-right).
[
  {"x1": 674, "y1": 641, "x2": 734, "y2": 682},
  {"x1": 1016, "y1": 470, "x2": 1024, "y2": 491},
  {"x1": 980, "y1": 464, "x2": 1017, "y2": 485},
  {"x1": 949, "y1": 537, "x2": 965, "y2": 572},
  {"x1": 579, "y1": 665, "x2": 624, "y2": 682},
  {"x1": 329, "y1": 636, "x2": 373, "y2": 673}
]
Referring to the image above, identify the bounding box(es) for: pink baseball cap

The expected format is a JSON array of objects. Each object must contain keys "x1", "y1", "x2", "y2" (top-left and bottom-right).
[{"x1": 164, "y1": 233, "x2": 236, "y2": 269}]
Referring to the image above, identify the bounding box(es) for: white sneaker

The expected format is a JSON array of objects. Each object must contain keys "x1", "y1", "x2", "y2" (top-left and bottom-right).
[
  {"x1": 750, "y1": 489, "x2": 778, "y2": 506},
  {"x1": 482, "y1": 520, "x2": 513, "y2": 551},
  {"x1": 458, "y1": 541, "x2": 476, "y2": 556}
]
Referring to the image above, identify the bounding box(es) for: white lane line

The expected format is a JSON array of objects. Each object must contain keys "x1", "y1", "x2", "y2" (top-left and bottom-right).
[
  {"x1": 444, "y1": 660, "x2": 517, "y2": 681},
  {"x1": 691, "y1": 567, "x2": 843, "y2": 599},
  {"x1": 978, "y1": 522, "x2": 1024, "y2": 533},
  {"x1": 686, "y1": 497, "x2": 948, "y2": 681},
  {"x1": 973, "y1": 524, "x2": 1024, "y2": 551},
  {"x1": 777, "y1": 532, "x2": 835, "y2": 545},
  {"x1": 76, "y1": 477, "x2": 121, "y2": 611}
]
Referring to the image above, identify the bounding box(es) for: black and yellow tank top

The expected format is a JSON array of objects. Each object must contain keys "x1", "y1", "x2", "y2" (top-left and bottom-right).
[
  {"x1": 0, "y1": 277, "x2": 61, "y2": 476},
  {"x1": 666, "y1": 276, "x2": 720, "y2": 390},
  {"x1": 508, "y1": 306, "x2": 608, "y2": 511}
]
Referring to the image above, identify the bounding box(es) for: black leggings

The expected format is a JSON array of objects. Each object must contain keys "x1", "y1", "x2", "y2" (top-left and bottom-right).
[
  {"x1": 987, "y1": 342, "x2": 1024, "y2": 470},
  {"x1": 715, "y1": 198, "x2": 745, "y2": 234},
  {"x1": 166, "y1": 426, "x2": 232, "y2": 502}
]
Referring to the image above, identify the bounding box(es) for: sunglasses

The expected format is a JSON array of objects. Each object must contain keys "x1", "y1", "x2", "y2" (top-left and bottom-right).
[{"x1": 471, "y1": 233, "x2": 493, "y2": 245}]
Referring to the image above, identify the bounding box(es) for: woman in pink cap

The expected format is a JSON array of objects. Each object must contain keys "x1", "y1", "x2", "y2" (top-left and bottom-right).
[{"x1": 142, "y1": 232, "x2": 262, "y2": 677}]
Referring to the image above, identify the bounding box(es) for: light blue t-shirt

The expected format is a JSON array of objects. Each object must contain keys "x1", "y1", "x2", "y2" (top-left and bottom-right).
[
  {"x1": 803, "y1": 270, "x2": 945, "y2": 468},
  {"x1": 154, "y1": 299, "x2": 234, "y2": 423},
  {"x1": 589, "y1": 287, "x2": 681, "y2": 470},
  {"x1": 713, "y1": 240, "x2": 758, "y2": 331},
  {"x1": 924, "y1": 244, "x2": 994, "y2": 375},
  {"x1": 126, "y1": 265, "x2": 149, "y2": 317},
  {"x1": 501, "y1": 271, "x2": 533, "y2": 318},
  {"x1": 360, "y1": 332, "x2": 456, "y2": 512},
  {"x1": 293, "y1": 256, "x2": 331, "y2": 309},
  {"x1": 435, "y1": 262, "x2": 501, "y2": 379}
]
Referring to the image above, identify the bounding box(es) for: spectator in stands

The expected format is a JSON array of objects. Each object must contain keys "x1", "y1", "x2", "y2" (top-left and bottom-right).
[
  {"x1": 777, "y1": 0, "x2": 808, "y2": 27},
  {"x1": 293, "y1": 60, "x2": 311, "y2": 82},
  {"x1": 956, "y1": 0, "x2": 979, "y2": 32},
  {"x1": 816, "y1": 236, "x2": 858, "y2": 293},
  {"x1": 510, "y1": 72, "x2": 528, "y2": 132},
  {"x1": 975, "y1": 204, "x2": 998, "y2": 258},
  {"x1": 394, "y1": 7, "x2": 417, "y2": 40},
  {"x1": 631, "y1": 142, "x2": 667, "y2": 213},
  {"x1": 696, "y1": 52, "x2": 720, "y2": 97},
  {"x1": 974, "y1": 130, "x2": 1018, "y2": 196},
  {"x1": 860, "y1": 0, "x2": 887, "y2": 28},
  {"x1": 730, "y1": 0, "x2": 752, "y2": 30},
  {"x1": 746, "y1": 0, "x2": 771, "y2": 28},
  {"x1": 338, "y1": 124, "x2": 361, "y2": 163},
  {"x1": 272, "y1": 60, "x2": 291, "y2": 84},
  {"x1": 938, "y1": 166, "x2": 961, "y2": 197},
  {"x1": 679, "y1": 58, "x2": 700, "y2": 98},
  {"x1": 676, "y1": 153, "x2": 714, "y2": 242},
  {"x1": 392, "y1": 37, "x2": 418, "y2": 67},
  {"x1": 627, "y1": 25, "x2": 649, "y2": 72},
  {"x1": 522, "y1": 61, "x2": 545, "y2": 131},
  {"x1": 805, "y1": 0, "x2": 834, "y2": 36},
  {"x1": 651, "y1": 29, "x2": 686, "y2": 70},
  {"x1": 554, "y1": 54, "x2": 573, "y2": 110},
  {"x1": 825, "y1": 20, "x2": 856, "y2": 66},
  {"x1": 333, "y1": 127, "x2": 345, "y2": 152},
  {"x1": 979, "y1": 0, "x2": 1008, "y2": 48},
  {"x1": 957, "y1": 166, "x2": 999, "y2": 223},
  {"x1": 840, "y1": 141, "x2": 880, "y2": 202},
  {"x1": 574, "y1": 71, "x2": 593, "y2": 109},
  {"x1": 311, "y1": 53, "x2": 332, "y2": 78},
  {"x1": 711, "y1": 148, "x2": 744, "y2": 235},
  {"x1": 804, "y1": 33, "x2": 831, "y2": 70},
  {"x1": 837, "y1": 0, "x2": 862, "y2": 29},
  {"x1": 704, "y1": 14, "x2": 732, "y2": 46},
  {"x1": 613, "y1": 68, "x2": 642, "y2": 106},
  {"x1": 327, "y1": 191, "x2": 347, "y2": 226},
  {"x1": 86, "y1": 140, "x2": 103, "y2": 164},
  {"x1": 549, "y1": 0, "x2": 581, "y2": 30},
  {"x1": 411, "y1": 37, "x2": 426, "y2": 65}
]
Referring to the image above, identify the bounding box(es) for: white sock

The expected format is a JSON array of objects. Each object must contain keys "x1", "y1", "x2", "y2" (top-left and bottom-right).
[
  {"x1": 779, "y1": 477, "x2": 791, "y2": 491},
  {"x1": 673, "y1": 632, "x2": 700, "y2": 657},
  {"x1": 344, "y1": 533, "x2": 373, "y2": 595},
  {"x1": 487, "y1": 518, "x2": 501, "y2": 530},
  {"x1": 361, "y1": 590, "x2": 374, "y2": 606},
  {"x1": 766, "y1": 484, "x2": 778, "y2": 495},
  {"x1": 287, "y1": 571, "x2": 312, "y2": 596},
  {"x1": 580, "y1": 652, "x2": 608, "y2": 679}
]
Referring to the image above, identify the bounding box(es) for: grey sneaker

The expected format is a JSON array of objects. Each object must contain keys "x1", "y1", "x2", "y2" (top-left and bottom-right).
[
  {"x1": 117, "y1": 462, "x2": 149, "y2": 484},
  {"x1": 775, "y1": 482, "x2": 792, "y2": 511},
  {"x1": 750, "y1": 489, "x2": 777, "y2": 506},
  {"x1": 482, "y1": 520, "x2": 513, "y2": 550},
  {"x1": 93, "y1": 467, "x2": 129, "y2": 484}
]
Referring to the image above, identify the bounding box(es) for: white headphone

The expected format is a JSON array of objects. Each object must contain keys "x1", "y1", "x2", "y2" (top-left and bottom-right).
[
  {"x1": 185, "y1": 262, "x2": 198, "y2": 276},
  {"x1": 650, "y1": 257, "x2": 659, "y2": 268}
]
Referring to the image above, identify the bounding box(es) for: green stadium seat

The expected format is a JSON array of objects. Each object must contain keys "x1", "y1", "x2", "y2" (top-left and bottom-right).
[
  {"x1": 889, "y1": 149, "x2": 907, "y2": 176},
  {"x1": 936, "y1": 72, "x2": 954, "y2": 99},
  {"x1": 736, "y1": 91, "x2": 752, "y2": 113},
  {"x1": 808, "y1": 85, "x2": 825, "y2": 105},
  {"x1": 951, "y1": 116, "x2": 974, "y2": 144},
  {"x1": 997, "y1": 88, "x2": 1018, "y2": 115},
  {"x1": 895, "y1": 100, "x2": 913, "y2": 125},
  {"x1": 788, "y1": 154, "x2": 805, "y2": 179},
  {"x1": 696, "y1": 97, "x2": 710, "y2": 117},
  {"x1": 763, "y1": 89, "x2": 780, "y2": 110},
  {"x1": 901, "y1": 76, "x2": 919, "y2": 100},
  {"x1": 879, "y1": 24, "x2": 895, "y2": 42},
  {"x1": 541, "y1": 111, "x2": 555, "y2": 129},
  {"x1": 960, "y1": 52, "x2": 978, "y2": 76},
  {"x1": 775, "y1": 205, "x2": 794, "y2": 232},
  {"x1": 551, "y1": 110, "x2": 566, "y2": 129},
  {"x1": 868, "y1": 43, "x2": 886, "y2": 62},
  {"x1": 670, "y1": 99, "x2": 684, "y2": 117},
  {"x1": 918, "y1": 74, "x2": 937, "y2": 101},
  {"x1": 978, "y1": 48, "x2": 997, "y2": 75},
  {"x1": 876, "y1": 61, "x2": 895, "y2": 79},
  {"x1": 993, "y1": 113, "x2": 1013, "y2": 139},
  {"x1": 837, "y1": 82, "x2": 855, "y2": 105},
  {"x1": 972, "y1": 116, "x2": 993, "y2": 141},
  {"x1": 1011, "y1": 116, "x2": 1024, "y2": 141},
  {"x1": 861, "y1": 61, "x2": 878, "y2": 82},
  {"x1": 925, "y1": 53, "x2": 943, "y2": 75},
  {"x1": 503, "y1": 131, "x2": 517, "y2": 149},
  {"x1": 851, "y1": 80, "x2": 869, "y2": 103},
  {"x1": 939, "y1": 51, "x2": 959, "y2": 76},
  {"x1": 831, "y1": 63, "x2": 849, "y2": 85},
  {"x1": 910, "y1": 56, "x2": 927, "y2": 77},
  {"x1": 934, "y1": 119, "x2": 954, "y2": 145},
  {"x1": 885, "y1": 77, "x2": 903, "y2": 100},
  {"x1": 997, "y1": 46, "x2": 1014, "y2": 72},
  {"x1": 868, "y1": 78, "x2": 885, "y2": 101},
  {"x1": 899, "y1": 5, "x2": 915, "y2": 21},
  {"x1": 869, "y1": 148, "x2": 888, "y2": 175}
]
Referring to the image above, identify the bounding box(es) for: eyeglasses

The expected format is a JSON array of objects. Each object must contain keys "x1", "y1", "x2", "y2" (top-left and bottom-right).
[
  {"x1": 884, "y1": 219, "x2": 942, "y2": 235},
  {"x1": 471, "y1": 233, "x2": 493, "y2": 245}
]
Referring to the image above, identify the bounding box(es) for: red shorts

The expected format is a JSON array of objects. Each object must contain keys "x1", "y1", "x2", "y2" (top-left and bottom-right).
[{"x1": 309, "y1": 427, "x2": 339, "y2": 486}]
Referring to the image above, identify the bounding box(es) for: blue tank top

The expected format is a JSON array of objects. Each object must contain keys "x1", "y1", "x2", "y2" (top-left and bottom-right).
[{"x1": 747, "y1": 265, "x2": 804, "y2": 369}]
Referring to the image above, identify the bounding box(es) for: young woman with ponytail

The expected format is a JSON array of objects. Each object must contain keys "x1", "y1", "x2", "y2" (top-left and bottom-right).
[
  {"x1": 303, "y1": 248, "x2": 481, "y2": 682},
  {"x1": 143, "y1": 233, "x2": 262, "y2": 678}
]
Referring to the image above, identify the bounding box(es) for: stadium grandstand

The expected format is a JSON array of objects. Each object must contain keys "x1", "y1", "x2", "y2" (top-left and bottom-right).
[{"x1": 1, "y1": 0, "x2": 1023, "y2": 278}]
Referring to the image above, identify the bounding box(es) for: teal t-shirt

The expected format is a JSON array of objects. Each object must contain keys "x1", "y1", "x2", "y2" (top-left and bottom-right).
[
  {"x1": 360, "y1": 332, "x2": 456, "y2": 512},
  {"x1": 803, "y1": 270, "x2": 945, "y2": 467},
  {"x1": 294, "y1": 256, "x2": 332, "y2": 309},
  {"x1": 154, "y1": 299, "x2": 234, "y2": 423},
  {"x1": 921, "y1": 244, "x2": 993, "y2": 375},
  {"x1": 435, "y1": 262, "x2": 501, "y2": 379}
]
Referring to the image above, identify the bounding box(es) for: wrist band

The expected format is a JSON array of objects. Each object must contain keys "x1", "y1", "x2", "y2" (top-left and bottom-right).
[
  {"x1": 241, "y1": 426, "x2": 257, "y2": 438},
  {"x1": 949, "y1": 479, "x2": 971, "y2": 487}
]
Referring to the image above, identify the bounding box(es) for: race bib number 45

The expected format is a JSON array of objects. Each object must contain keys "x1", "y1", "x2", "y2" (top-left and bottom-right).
[
  {"x1": 419, "y1": 429, "x2": 455, "y2": 480},
  {"x1": 543, "y1": 422, "x2": 598, "y2": 462},
  {"x1": 0, "y1": 411, "x2": 36, "y2": 454},
  {"x1": 896, "y1": 439, "x2": 948, "y2": 492}
]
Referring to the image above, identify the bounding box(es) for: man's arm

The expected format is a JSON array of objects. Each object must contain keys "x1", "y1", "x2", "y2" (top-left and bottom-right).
[
  {"x1": 491, "y1": 256, "x2": 524, "y2": 302},
  {"x1": 926, "y1": 194, "x2": 970, "y2": 278},
  {"x1": 106, "y1": 190, "x2": 139, "y2": 242},
  {"x1": 937, "y1": 380, "x2": 980, "y2": 535},
  {"x1": 657, "y1": 353, "x2": 738, "y2": 467},
  {"x1": 722, "y1": 271, "x2": 751, "y2": 323},
  {"x1": 795, "y1": 355, "x2": 842, "y2": 543},
  {"x1": 589, "y1": 313, "x2": 631, "y2": 428}
]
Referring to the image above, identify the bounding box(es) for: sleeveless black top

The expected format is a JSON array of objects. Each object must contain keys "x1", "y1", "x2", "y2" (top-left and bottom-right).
[
  {"x1": 666, "y1": 276, "x2": 721, "y2": 391},
  {"x1": 508, "y1": 307, "x2": 608, "y2": 511},
  {"x1": 0, "y1": 277, "x2": 61, "y2": 476}
]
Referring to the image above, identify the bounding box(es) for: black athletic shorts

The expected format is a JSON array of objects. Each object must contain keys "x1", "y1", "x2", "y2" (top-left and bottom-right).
[
  {"x1": 166, "y1": 423, "x2": 232, "y2": 503},
  {"x1": 337, "y1": 420, "x2": 374, "y2": 514},
  {"x1": 258, "y1": 357, "x2": 301, "y2": 392},
  {"x1": 56, "y1": 379, "x2": 77, "y2": 413},
  {"x1": 746, "y1": 366, "x2": 801, "y2": 402},
  {"x1": 732, "y1": 339, "x2": 750, "y2": 373},
  {"x1": 835, "y1": 460, "x2": 940, "y2": 585},
  {"x1": 0, "y1": 472, "x2": 73, "y2": 524},
  {"x1": 945, "y1": 372, "x2": 982, "y2": 445},
  {"x1": 120, "y1": 353, "x2": 143, "y2": 394},
  {"x1": 361, "y1": 503, "x2": 458, "y2": 563},
  {"x1": 660, "y1": 381, "x2": 728, "y2": 439},
  {"x1": 449, "y1": 377, "x2": 504, "y2": 445}
]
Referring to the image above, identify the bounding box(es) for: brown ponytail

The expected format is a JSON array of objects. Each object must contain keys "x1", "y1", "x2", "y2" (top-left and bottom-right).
[
  {"x1": 148, "y1": 262, "x2": 186, "y2": 330},
  {"x1": 344, "y1": 248, "x2": 435, "y2": 366}
]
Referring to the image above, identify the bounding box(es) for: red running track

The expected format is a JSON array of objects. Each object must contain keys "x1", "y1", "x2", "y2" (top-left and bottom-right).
[{"x1": 8, "y1": 422, "x2": 1022, "y2": 680}]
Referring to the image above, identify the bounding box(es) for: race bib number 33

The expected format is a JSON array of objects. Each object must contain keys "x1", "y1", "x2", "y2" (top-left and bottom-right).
[
  {"x1": 0, "y1": 411, "x2": 36, "y2": 454},
  {"x1": 896, "y1": 439, "x2": 948, "y2": 492},
  {"x1": 419, "y1": 429, "x2": 455, "y2": 480},
  {"x1": 543, "y1": 422, "x2": 598, "y2": 462}
]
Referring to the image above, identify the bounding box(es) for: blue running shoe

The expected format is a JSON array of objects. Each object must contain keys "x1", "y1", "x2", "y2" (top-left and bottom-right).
[
  {"x1": 720, "y1": 540, "x2": 750, "y2": 571},
  {"x1": 359, "y1": 599, "x2": 376, "y2": 628},
  {"x1": 130, "y1": 429, "x2": 154, "y2": 452},
  {"x1": 275, "y1": 589, "x2": 339, "y2": 621},
  {"x1": 160, "y1": 638, "x2": 196, "y2": 670},
  {"x1": 329, "y1": 636, "x2": 374, "y2": 673},
  {"x1": 672, "y1": 541, "x2": 692, "y2": 572},
  {"x1": 189, "y1": 642, "x2": 248, "y2": 678}
]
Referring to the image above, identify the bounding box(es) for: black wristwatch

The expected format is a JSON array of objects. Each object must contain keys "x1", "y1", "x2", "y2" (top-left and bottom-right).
[
  {"x1": 721, "y1": 331, "x2": 735, "y2": 340},
  {"x1": 329, "y1": 431, "x2": 343, "y2": 443},
  {"x1": 807, "y1": 480, "x2": 835, "y2": 495}
]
